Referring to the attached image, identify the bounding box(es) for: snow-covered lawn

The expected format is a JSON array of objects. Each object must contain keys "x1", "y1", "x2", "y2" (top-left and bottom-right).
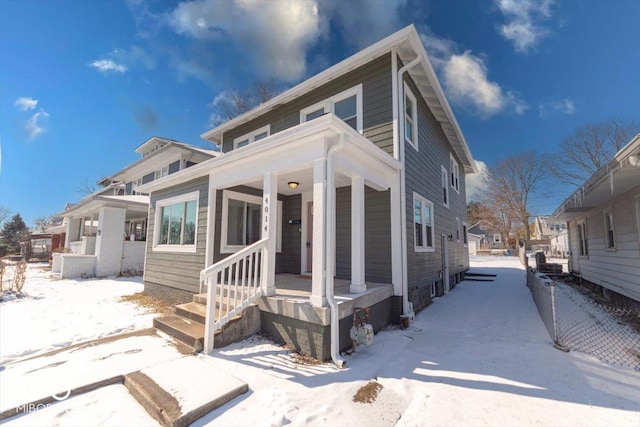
[
  {"x1": 0, "y1": 263, "x2": 156, "y2": 364},
  {"x1": 2, "y1": 256, "x2": 639, "y2": 426}
]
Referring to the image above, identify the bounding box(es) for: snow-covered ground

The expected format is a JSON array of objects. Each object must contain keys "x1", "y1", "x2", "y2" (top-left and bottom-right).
[
  {"x1": 0, "y1": 263, "x2": 156, "y2": 364},
  {"x1": 2, "y1": 257, "x2": 639, "y2": 426}
]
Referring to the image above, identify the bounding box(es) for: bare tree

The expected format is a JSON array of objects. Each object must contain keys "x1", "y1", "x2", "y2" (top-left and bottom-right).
[
  {"x1": 483, "y1": 152, "x2": 549, "y2": 266},
  {"x1": 551, "y1": 118, "x2": 639, "y2": 187},
  {"x1": 76, "y1": 179, "x2": 98, "y2": 197},
  {"x1": 210, "y1": 79, "x2": 280, "y2": 125},
  {"x1": 32, "y1": 216, "x2": 51, "y2": 233}
]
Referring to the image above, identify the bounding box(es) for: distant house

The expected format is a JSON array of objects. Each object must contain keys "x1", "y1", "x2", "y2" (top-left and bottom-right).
[
  {"x1": 552, "y1": 134, "x2": 640, "y2": 308},
  {"x1": 137, "y1": 25, "x2": 477, "y2": 361},
  {"x1": 52, "y1": 137, "x2": 217, "y2": 278},
  {"x1": 467, "y1": 220, "x2": 506, "y2": 251}
]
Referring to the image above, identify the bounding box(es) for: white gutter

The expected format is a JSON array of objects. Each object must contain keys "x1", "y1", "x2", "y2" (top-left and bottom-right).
[
  {"x1": 396, "y1": 56, "x2": 422, "y2": 320},
  {"x1": 326, "y1": 134, "x2": 347, "y2": 368}
]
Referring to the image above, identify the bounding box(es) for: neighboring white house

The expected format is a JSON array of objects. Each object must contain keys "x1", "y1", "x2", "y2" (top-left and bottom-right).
[
  {"x1": 552, "y1": 134, "x2": 640, "y2": 307},
  {"x1": 52, "y1": 137, "x2": 218, "y2": 278}
]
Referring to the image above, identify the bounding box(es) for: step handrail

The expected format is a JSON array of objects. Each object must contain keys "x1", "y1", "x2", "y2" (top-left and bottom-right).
[{"x1": 200, "y1": 238, "x2": 268, "y2": 353}]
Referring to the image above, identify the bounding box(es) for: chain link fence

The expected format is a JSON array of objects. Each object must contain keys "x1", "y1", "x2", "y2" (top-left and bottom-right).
[{"x1": 527, "y1": 269, "x2": 640, "y2": 371}]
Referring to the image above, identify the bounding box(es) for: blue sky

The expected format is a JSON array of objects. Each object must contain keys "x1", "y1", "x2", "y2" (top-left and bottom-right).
[{"x1": 1, "y1": 0, "x2": 639, "y2": 227}]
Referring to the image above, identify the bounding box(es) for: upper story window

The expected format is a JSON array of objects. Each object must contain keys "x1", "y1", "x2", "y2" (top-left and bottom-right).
[
  {"x1": 155, "y1": 165, "x2": 169, "y2": 180},
  {"x1": 450, "y1": 153, "x2": 460, "y2": 193},
  {"x1": 441, "y1": 166, "x2": 449, "y2": 208},
  {"x1": 404, "y1": 82, "x2": 418, "y2": 150},
  {"x1": 300, "y1": 85, "x2": 363, "y2": 132},
  {"x1": 233, "y1": 125, "x2": 271, "y2": 149},
  {"x1": 413, "y1": 192, "x2": 434, "y2": 252},
  {"x1": 153, "y1": 191, "x2": 199, "y2": 253},
  {"x1": 603, "y1": 208, "x2": 615, "y2": 249}
]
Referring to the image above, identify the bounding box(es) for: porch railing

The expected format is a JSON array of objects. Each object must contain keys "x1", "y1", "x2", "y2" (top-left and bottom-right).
[{"x1": 200, "y1": 238, "x2": 267, "y2": 353}]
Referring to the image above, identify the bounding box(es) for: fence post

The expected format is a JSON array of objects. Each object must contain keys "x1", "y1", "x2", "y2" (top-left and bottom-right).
[{"x1": 550, "y1": 282, "x2": 559, "y2": 343}]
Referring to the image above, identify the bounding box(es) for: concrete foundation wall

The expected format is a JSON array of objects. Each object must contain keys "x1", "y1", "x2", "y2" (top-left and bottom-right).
[
  {"x1": 60, "y1": 255, "x2": 96, "y2": 278},
  {"x1": 122, "y1": 241, "x2": 145, "y2": 273},
  {"x1": 261, "y1": 297, "x2": 393, "y2": 361}
]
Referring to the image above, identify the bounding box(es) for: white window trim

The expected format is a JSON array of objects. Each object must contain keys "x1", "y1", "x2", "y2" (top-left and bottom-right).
[
  {"x1": 300, "y1": 84, "x2": 363, "y2": 133},
  {"x1": 450, "y1": 153, "x2": 460, "y2": 194},
  {"x1": 220, "y1": 190, "x2": 282, "y2": 254},
  {"x1": 493, "y1": 234, "x2": 501, "y2": 243},
  {"x1": 577, "y1": 218, "x2": 589, "y2": 258},
  {"x1": 603, "y1": 207, "x2": 616, "y2": 250},
  {"x1": 441, "y1": 166, "x2": 449, "y2": 208},
  {"x1": 233, "y1": 124, "x2": 271, "y2": 150},
  {"x1": 456, "y1": 217, "x2": 461, "y2": 242},
  {"x1": 413, "y1": 192, "x2": 435, "y2": 253},
  {"x1": 404, "y1": 82, "x2": 418, "y2": 151},
  {"x1": 462, "y1": 221, "x2": 468, "y2": 247},
  {"x1": 153, "y1": 191, "x2": 199, "y2": 253}
]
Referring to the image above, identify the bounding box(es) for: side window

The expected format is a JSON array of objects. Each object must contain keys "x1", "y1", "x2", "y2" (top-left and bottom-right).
[
  {"x1": 404, "y1": 82, "x2": 418, "y2": 150},
  {"x1": 153, "y1": 191, "x2": 199, "y2": 252},
  {"x1": 577, "y1": 220, "x2": 588, "y2": 256},
  {"x1": 413, "y1": 192, "x2": 434, "y2": 252},
  {"x1": 441, "y1": 166, "x2": 449, "y2": 208},
  {"x1": 450, "y1": 153, "x2": 460, "y2": 193},
  {"x1": 603, "y1": 208, "x2": 615, "y2": 249}
]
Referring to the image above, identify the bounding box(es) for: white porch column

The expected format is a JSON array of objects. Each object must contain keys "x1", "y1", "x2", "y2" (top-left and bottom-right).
[
  {"x1": 204, "y1": 184, "x2": 217, "y2": 268},
  {"x1": 350, "y1": 175, "x2": 366, "y2": 293},
  {"x1": 65, "y1": 218, "x2": 81, "y2": 247},
  {"x1": 261, "y1": 172, "x2": 278, "y2": 296},
  {"x1": 311, "y1": 158, "x2": 327, "y2": 307},
  {"x1": 390, "y1": 174, "x2": 403, "y2": 296},
  {"x1": 95, "y1": 206, "x2": 126, "y2": 277}
]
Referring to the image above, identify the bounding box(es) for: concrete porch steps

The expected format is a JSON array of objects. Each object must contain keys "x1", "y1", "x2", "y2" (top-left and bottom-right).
[{"x1": 154, "y1": 292, "x2": 260, "y2": 353}]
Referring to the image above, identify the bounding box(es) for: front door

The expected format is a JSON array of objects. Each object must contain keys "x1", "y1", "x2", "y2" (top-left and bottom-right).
[
  {"x1": 306, "y1": 202, "x2": 313, "y2": 272},
  {"x1": 442, "y1": 234, "x2": 450, "y2": 293}
]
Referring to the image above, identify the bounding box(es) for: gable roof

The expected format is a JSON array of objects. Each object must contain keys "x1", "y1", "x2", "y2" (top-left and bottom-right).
[{"x1": 201, "y1": 25, "x2": 476, "y2": 174}]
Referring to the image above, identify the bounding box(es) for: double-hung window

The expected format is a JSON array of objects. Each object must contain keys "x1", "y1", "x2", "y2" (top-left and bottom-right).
[
  {"x1": 233, "y1": 125, "x2": 271, "y2": 149},
  {"x1": 155, "y1": 165, "x2": 169, "y2": 180},
  {"x1": 413, "y1": 192, "x2": 434, "y2": 252},
  {"x1": 462, "y1": 221, "x2": 468, "y2": 246},
  {"x1": 441, "y1": 166, "x2": 449, "y2": 208},
  {"x1": 577, "y1": 220, "x2": 588, "y2": 256},
  {"x1": 404, "y1": 82, "x2": 418, "y2": 150},
  {"x1": 300, "y1": 85, "x2": 363, "y2": 132},
  {"x1": 450, "y1": 153, "x2": 460, "y2": 193},
  {"x1": 603, "y1": 208, "x2": 615, "y2": 249},
  {"x1": 456, "y1": 217, "x2": 461, "y2": 242},
  {"x1": 221, "y1": 190, "x2": 282, "y2": 253},
  {"x1": 154, "y1": 191, "x2": 199, "y2": 252}
]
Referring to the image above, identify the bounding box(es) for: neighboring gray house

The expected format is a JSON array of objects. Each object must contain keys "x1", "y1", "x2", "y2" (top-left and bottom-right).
[
  {"x1": 138, "y1": 25, "x2": 476, "y2": 362},
  {"x1": 552, "y1": 134, "x2": 640, "y2": 308},
  {"x1": 467, "y1": 220, "x2": 506, "y2": 251}
]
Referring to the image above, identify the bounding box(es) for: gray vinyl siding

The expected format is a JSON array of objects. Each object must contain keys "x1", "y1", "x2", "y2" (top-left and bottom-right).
[
  {"x1": 567, "y1": 188, "x2": 640, "y2": 302},
  {"x1": 335, "y1": 186, "x2": 392, "y2": 283},
  {"x1": 144, "y1": 177, "x2": 209, "y2": 293},
  {"x1": 211, "y1": 186, "x2": 298, "y2": 274},
  {"x1": 221, "y1": 53, "x2": 393, "y2": 155},
  {"x1": 402, "y1": 69, "x2": 470, "y2": 311}
]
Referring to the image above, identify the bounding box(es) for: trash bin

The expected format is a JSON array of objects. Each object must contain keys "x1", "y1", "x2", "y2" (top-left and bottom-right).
[{"x1": 534, "y1": 252, "x2": 546, "y2": 269}]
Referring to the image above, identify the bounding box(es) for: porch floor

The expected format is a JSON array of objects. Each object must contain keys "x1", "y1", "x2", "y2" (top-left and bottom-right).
[{"x1": 257, "y1": 274, "x2": 394, "y2": 326}]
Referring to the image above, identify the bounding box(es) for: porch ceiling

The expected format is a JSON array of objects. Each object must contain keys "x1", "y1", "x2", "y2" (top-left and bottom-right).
[{"x1": 243, "y1": 169, "x2": 353, "y2": 196}]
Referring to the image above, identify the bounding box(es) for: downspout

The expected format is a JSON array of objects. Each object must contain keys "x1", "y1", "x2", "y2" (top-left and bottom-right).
[
  {"x1": 396, "y1": 55, "x2": 422, "y2": 319},
  {"x1": 326, "y1": 133, "x2": 347, "y2": 368}
]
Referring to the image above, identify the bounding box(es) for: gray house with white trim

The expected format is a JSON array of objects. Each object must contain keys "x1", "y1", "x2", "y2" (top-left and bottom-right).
[{"x1": 139, "y1": 25, "x2": 476, "y2": 362}]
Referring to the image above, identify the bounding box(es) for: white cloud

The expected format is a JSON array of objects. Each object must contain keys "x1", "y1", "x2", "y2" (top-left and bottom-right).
[
  {"x1": 466, "y1": 160, "x2": 489, "y2": 201},
  {"x1": 89, "y1": 59, "x2": 128, "y2": 74},
  {"x1": 495, "y1": 0, "x2": 555, "y2": 53},
  {"x1": 538, "y1": 99, "x2": 576, "y2": 117},
  {"x1": 322, "y1": 0, "x2": 407, "y2": 49},
  {"x1": 169, "y1": 0, "x2": 321, "y2": 82},
  {"x1": 421, "y1": 31, "x2": 527, "y2": 117},
  {"x1": 25, "y1": 109, "x2": 49, "y2": 140},
  {"x1": 14, "y1": 97, "x2": 38, "y2": 111}
]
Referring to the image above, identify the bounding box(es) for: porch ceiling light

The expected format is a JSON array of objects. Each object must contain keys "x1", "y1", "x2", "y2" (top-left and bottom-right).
[{"x1": 288, "y1": 181, "x2": 299, "y2": 189}]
